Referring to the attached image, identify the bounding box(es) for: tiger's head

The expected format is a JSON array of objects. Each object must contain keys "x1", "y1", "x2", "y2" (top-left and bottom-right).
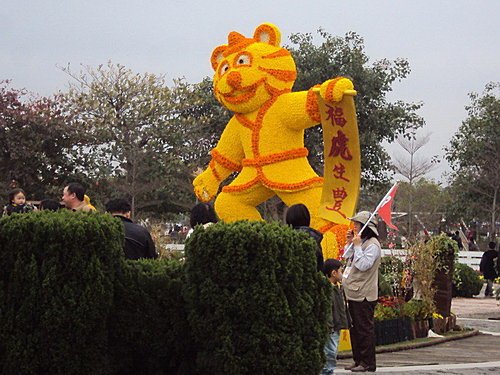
[{"x1": 211, "y1": 23, "x2": 297, "y2": 114}]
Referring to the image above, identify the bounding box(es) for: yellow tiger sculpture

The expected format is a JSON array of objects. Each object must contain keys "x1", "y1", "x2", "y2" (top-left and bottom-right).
[{"x1": 193, "y1": 23, "x2": 354, "y2": 236}]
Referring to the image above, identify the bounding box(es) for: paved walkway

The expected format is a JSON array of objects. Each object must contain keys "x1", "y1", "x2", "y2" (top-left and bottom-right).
[
  {"x1": 336, "y1": 292, "x2": 500, "y2": 374},
  {"x1": 454, "y1": 287, "x2": 500, "y2": 334}
]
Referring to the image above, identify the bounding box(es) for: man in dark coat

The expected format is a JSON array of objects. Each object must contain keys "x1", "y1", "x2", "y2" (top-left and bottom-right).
[
  {"x1": 105, "y1": 199, "x2": 157, "y2": 260},
  {"x1": 479, "y1": 241, "x2": 498, "y2": 297}
]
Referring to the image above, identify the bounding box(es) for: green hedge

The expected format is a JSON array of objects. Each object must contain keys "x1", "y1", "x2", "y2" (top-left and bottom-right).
[
  {"x1": 108, "y1": 258, "x2": 194, "y2": 375},
  {"x1": 0, "y1": 210, "x2": 123, "y2": 375},
  {"x1": 452, "y1": 263, "x2": 483, "y2": 297},
  {"x1": 1, "y1": 215, "x2": 331, "y2": 374},
  {"x1": 184, "y1": 221, "x2": 331, "y2": 375}
]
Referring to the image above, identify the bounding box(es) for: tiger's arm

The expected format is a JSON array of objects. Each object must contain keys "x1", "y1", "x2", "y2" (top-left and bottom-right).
[
  {"x1": 285, "y1": 77, "x2": 355, "y2": 131},
  {"x1": 193, "y1": 117, "x2": 244, "y2": 202}
]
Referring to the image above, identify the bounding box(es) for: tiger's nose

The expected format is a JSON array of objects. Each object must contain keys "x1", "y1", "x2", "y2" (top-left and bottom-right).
[{"x1": 226, "y1": 71, "x2": 242, "y2": 89}]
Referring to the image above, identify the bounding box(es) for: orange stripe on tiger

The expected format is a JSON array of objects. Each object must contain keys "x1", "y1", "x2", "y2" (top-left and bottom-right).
[
  {"x1": 258, "y1": 67, "x2": 297, "y2": 82},
  {"x1": 242, "y1": 148, "x2": 308, "y2": 167},
  {"x1": 211, "y1": 149, "x2": 242, "y2": 171},
  {"x1": 209, "y1": 159, "x2": 222, "y2": 181},
  {"x1": 306, "y1": 87, "x2": 321, "y2": 123},
  {"x1": 325, "y1": 77, "x2": 343, "y2": 103},
  {"x1": 262, "y1": 50, "x2": 290, "y2": 59},
  {"x1": 235, "y1": 114, "x2": 256, "y2": 129}
]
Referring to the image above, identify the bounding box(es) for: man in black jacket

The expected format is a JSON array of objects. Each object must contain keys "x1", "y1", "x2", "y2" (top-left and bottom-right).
[
  {"x1": 480, "y1": 241, "x2": 498, "y2": 297},
  {"x1": 105, "y1": 199, "x2": 157, "y2": 260}
]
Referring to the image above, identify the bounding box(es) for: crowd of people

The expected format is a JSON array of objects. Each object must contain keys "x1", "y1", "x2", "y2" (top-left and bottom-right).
[{"x1": 2, "y1": 183, "x2": 157, "y2": 260}]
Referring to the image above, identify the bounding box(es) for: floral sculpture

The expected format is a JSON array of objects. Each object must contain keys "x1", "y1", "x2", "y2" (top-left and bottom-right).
[{"x1": 193, "y1": 23, "x2": 359, "y2": 257}]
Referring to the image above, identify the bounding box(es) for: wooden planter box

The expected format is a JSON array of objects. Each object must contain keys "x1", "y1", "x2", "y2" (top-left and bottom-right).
[
  {"x1": 432, "y1": 317, "x2": 446, "y2": 334},
  {"x1": 411, "y1": 319, "x2": 429, "y2": 338},
  {"x1": 375, "y1": 317, "x2": 414, "y2": 346},
  {"x1": 446, "y1": 314, "x2": 457, "y2": 331}
]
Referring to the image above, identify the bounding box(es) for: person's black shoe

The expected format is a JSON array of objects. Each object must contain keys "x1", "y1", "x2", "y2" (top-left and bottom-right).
[
  {"x1": 351, "y1": 364, "x2": 376, "y2": 372},
  {"x1": 351, "y1": 365, "x2": 368, "y2": 372},
  {"x1": 344, "y1": 363, "x2": 359, "y2": 370}
]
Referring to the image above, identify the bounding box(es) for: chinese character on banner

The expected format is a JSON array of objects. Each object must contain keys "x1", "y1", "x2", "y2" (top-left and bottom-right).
[
  {"x1": 332, "y1": 163, "x2": 350, "y2": 182},
  {"x1": 326, "y1": 187, "x2": 348, "y2": 218},
  {"x1": 332, "y1": 187, "x2": 348, "y2": 200},
  {"x1": 326, "y1": 104, "x2": 347, "y2": 127},
  {"x1": 328, "y1": 130, "x2": 352, "y2": 160}
]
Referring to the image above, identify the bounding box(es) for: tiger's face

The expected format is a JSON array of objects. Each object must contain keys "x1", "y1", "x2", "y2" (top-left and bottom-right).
[{"x1": 211, "y1": 23, "x2": 297, "y2": 114}]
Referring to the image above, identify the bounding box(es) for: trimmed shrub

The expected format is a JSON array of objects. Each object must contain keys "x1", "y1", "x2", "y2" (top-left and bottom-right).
[
  {"x1": 0, "y1": 210, "x2": 123, "y2": 375},
  {"x1": 184, "y1": 221, "x2": 331, "y2": 375},
  {"x1": 452, "y1": 263, "x2": 483, "y2": 297},
  {"x1": 108, "y1": 258, "x2": 194, "y2": 375}
]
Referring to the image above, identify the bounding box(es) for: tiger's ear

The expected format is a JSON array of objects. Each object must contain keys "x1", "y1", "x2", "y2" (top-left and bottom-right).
[
  {"x1": 253, "y1": 23, "x2": 281, "y2": 46},
  {"x1": 211, "y1": 45, "x2": 227, "y2": 70}
]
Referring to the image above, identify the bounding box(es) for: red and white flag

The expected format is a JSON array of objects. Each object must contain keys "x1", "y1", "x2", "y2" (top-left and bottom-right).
[{"x1": 377, "y1": 183, "x2": 399, "y2": 230}]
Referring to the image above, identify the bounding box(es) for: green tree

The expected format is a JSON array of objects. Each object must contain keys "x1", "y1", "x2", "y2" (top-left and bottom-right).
[
  {"x1": 0, "y1": 80, "x2": 78, "y2": 200},
  {"x1": 60, "y1": 63, "x2": 194, "y2": 217},
  {"x1": 393, "y1": 179, "x2": 451, "y2": 237},
  {"x1": 392, "y1": 132, "x2": 438, "y2": 237},
  {"x1": 176, "y1": 77, "x2": 231, "y2": 169},
  {"x1": 445, "y1": 82, "x2": 500, "y2": 240},
  {"x1": 287, "y1": 30, "x2": 425, "y2": 189}
]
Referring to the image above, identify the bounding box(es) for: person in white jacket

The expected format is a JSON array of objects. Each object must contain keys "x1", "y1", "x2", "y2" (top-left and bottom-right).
[{"x1": 342, "y1": 211, "x2": 381, "y2": 373}]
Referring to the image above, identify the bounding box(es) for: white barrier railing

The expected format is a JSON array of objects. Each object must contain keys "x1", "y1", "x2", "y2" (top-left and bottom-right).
[
  {"x1": 165, "y1": 243, "x2": 185, "y2": 252},
  {"x1": 381, "y1": 249, "x2": 482, "y2": 271},
  {"x1": 166, "y1": 245, "x2": 482, "y2": 271}
]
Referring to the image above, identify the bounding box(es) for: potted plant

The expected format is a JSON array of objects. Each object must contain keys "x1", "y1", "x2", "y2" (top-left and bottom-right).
[
  {"x1": 428, "y1": 235, "x2": 458, "y2": 317},
  {"x1": 374, "y1": 297, "x2": 413, "y2": 345}
]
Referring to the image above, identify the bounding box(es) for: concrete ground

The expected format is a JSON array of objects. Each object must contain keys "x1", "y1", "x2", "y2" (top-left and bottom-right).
[{"x1": 336, "y1": 286, "x2": 500, "y2": 374}]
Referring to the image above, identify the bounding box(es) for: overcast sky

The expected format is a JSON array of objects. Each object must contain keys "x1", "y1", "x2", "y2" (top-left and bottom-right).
[{"x1": 2, "y1": 1, "x2": 498, "y2": 183}]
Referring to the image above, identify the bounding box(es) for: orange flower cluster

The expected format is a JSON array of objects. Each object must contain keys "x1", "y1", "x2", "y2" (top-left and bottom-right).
[
  {"x1": 242, "y1": 148, "x2": 309, "y2": 167},
  {"x1": 331, "y1": 223, "x2": 353, "y2": 250},
  {"x1": 319, "y1": 222, "x2": 353, "y2": 259},
  {"x1": 210, "y1": 149, "x2": 242, "y2": 172},
  {"x1": 322, "y1": 77, "x2": 343, "y2": 103},
  {"x1": 306, "y1": 87, "x2": 321, "y2": 123}
]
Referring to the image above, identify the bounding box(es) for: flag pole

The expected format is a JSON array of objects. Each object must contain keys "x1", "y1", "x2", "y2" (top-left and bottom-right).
[
  {"x1": 344, "y1": 181, "x2": 399, "y2": 253},
  {"x1": 357, "y1": 181, "x2": 399, "y2": 237}
]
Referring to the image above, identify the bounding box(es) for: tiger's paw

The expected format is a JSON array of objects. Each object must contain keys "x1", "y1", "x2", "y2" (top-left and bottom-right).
[
  {"x1": 320, "y1": 77, "x2": 356, "y2": 103},
  {"x1": 193, "y1": 170, "x2": 219, "y2": 203}
]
